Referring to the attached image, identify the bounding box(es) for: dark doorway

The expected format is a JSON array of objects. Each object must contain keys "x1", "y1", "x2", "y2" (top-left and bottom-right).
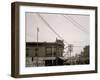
[{"x1": 45, "y1": 60, "x2": 53, "y2": 66}]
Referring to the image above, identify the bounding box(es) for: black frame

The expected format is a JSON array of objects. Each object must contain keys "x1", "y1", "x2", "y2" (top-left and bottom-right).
[{"x1": 11, "y1": 2, "x2": 98, "y2": 78}]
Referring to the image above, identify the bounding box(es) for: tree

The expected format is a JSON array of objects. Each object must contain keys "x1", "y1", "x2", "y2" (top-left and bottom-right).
[{"x1": 79, "y1": 45, "x2": 90, "y2": 64}]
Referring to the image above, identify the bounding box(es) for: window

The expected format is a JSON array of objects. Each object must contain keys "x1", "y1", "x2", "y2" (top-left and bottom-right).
[
  {"x1": 46, "y1": 47, "x2": 52, "y2": 57},
  {"x1": 53, "y1": 47, "x2": 57, "y2": 57},
  {"x1": 26, "y1": 48, "x2": 29, "y2": 57},
  {"x1": 35, "y1": 48, "x2": 39, "y2": 56},
  {"x1": 58, "y1": 48, "x2": 63, "y2": 56},
  {"x1": 56, "y1": 47, "x2": 63, "y2": 57}
]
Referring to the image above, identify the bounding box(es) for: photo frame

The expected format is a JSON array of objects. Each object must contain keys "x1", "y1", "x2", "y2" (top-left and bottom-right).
[{"x1": 11, "y1": 2, "x2": 98, "y2": 78}]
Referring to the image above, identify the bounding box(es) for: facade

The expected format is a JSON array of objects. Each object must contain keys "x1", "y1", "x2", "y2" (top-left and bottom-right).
[{"x1": 26, "y1": 39, "x2": 64, "y2": 67}]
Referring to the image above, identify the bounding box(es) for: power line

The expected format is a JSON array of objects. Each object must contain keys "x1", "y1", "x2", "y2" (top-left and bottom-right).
[
  {"x1": 71, "y1": 15, "x2": 89, "y2": 30},
  {"x1": 67, "y1": 15, "x2": 89, "y2": 31},
  {"x1": 64, "y1": 45, "x2": 85, "y2": 49},
  {"x1": 36, "y1": 13, "x2": 88, "y2": 58},
  {"x1": 64, "y1": 15, "x2": 89, "y2": 33},
  {"x1": 37, "y1": 13, "x2": 69, "y2": 45},
  {"x1": 63, "y1": 15, "x2": 89, "y2": 34}
]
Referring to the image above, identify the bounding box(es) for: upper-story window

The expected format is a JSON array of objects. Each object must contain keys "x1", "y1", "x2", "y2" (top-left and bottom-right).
[
  {"x1": 53, "y1": 47, "x2": 57, "y2": 57},
  {"x1": 35, "y1": 48, "x2": 39, "y2": 56},
  {"x1": 58, "y1": 48, "x2": 63, "y2": 56},
  {"x1": 26, "y1": 47, "x2": 34, "y2": 57},
  {"x1": 46, "y1": 47, "x2": 52, "y2": 57},
  {"x1": 26, "y1": 47, "x2": 29, "y2": 57},
  {"x1": 56, "y1": 47, "x2": 63, "y2": 57}
]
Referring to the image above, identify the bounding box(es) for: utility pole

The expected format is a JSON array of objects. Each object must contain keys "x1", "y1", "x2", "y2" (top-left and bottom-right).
[
  {"x1": 68, "y1": 44, "x2": 73, "y2": 65},
  {"x1": 36, "y1": 27, "x2": 39, "y2": 66}
]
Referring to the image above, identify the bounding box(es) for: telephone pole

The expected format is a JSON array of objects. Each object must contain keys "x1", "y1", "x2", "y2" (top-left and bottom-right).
[
  {"x1": 68, "y1": 44, "x2": 73, "y2": 65},
  {"x1": 36, "y1": 27, "x2": 39, "y2": 66}
]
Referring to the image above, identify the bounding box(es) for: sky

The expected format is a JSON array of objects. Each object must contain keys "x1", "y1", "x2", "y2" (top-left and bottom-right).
[{"x1": 25, "y1": 12, "x2": 90, "y2": 57}]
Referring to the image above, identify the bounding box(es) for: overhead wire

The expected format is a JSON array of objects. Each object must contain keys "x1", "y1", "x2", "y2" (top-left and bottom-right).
[
  {"x1": 63, "y1": 15, "x2": 89, "y2": 34},
  {"x1": 68, "y1": 15, "x2": 89, "y2": 32},
  {"x1": 36, "y1": 13, "x2": 89, "y2": 57},
  {"x1": 37, "y1": 13, "x2": 69, "y2": 45}
]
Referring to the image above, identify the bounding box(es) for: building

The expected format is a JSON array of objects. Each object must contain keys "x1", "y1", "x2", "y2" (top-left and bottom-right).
[{"x1": 26, "y1": 39, "x2": 64, "y2": 67}]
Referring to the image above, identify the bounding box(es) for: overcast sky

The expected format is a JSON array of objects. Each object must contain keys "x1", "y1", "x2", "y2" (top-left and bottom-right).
[{"x1": 25, "y1": 12, "x2": 90, "y2": 57}]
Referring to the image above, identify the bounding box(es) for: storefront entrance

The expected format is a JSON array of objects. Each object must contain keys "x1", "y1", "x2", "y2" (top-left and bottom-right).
[{"x1": 45, "y1": 60, "x2": 53, "y2": 66}]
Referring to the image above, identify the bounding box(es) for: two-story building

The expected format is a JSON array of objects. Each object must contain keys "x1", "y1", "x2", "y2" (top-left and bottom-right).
[{"x1": 26, "y1": 39, "x2": 64, "y2": 67}]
